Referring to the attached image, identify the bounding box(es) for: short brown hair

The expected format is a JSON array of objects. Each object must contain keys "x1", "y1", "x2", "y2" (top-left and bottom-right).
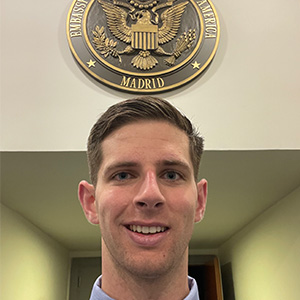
[{"x1": 87, "y1": 96, "x2": 203, "y2": 186}]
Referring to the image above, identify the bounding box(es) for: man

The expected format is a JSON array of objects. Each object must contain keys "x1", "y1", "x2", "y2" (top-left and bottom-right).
[{"x1": 78, "y1": 96, "x2": 208, "y2": 300}]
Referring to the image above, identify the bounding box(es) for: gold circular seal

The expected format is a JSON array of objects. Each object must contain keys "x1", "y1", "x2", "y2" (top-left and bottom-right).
[{"x1": 67, "y1": 0, "x2": 220, "y2": 93}]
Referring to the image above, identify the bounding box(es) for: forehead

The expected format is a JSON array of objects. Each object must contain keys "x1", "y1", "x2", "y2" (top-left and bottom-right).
[{"x1": 100, "y1": 120, "x2": 191, "y2": 167}]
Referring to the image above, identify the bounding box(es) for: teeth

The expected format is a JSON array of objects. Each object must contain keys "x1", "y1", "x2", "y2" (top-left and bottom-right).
[
  {"x1": 143, "y1": 227, "x2": 149, "y2": 234},
  {"x1": 129, "y1": 225, "x2": 167, "y2": 234},
  {"x1": 149, "y1": 226, "x2": 156, "y2": 234}
]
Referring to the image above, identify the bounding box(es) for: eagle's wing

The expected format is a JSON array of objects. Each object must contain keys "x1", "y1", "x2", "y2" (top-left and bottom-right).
[
  {"x1": 98, "y1": 0, "x2": 131, "y2": 43},
  {"x1": 158, "y1": 1, "x2": 189, "y2": 44}
]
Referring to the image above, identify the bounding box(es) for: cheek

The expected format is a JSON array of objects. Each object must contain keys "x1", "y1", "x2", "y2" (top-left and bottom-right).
[
  {"x1": 173, "y1": 190, "x2": 198, "y2": 223},
  {"x1": 173, "y1": 187, "x2": 198, "y2": 210},
  {"x1": 96, "y1": 189, "x2": 130, "y2": 223}
]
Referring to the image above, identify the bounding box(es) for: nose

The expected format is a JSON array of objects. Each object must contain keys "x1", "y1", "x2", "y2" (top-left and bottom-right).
[{"x1": 133, "y1": 171, "x2": 165, "y2": 209}]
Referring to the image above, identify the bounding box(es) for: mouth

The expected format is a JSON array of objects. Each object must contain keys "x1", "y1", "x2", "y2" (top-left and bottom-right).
[{"x1": 127, "y1": 225, "x2": 169, "y2": 235}]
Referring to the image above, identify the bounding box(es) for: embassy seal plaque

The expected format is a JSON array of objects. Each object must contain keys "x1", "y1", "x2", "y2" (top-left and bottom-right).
[{"x1": 67, "y1": 0, "x2": 220, "y2": 93}]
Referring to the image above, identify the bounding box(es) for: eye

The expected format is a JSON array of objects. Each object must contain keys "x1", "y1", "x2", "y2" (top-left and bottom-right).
[
  {"x1": 163, "y1": 171, "x2": 182, "y2": 181},
  {"x1": 113, "y1": 172, "x2": 132, "y2": 181}
]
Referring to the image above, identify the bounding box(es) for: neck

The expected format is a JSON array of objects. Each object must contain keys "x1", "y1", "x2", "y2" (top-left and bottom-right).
[{"x1": 101, "y1": 246, "x2": 190, "y2": 300}]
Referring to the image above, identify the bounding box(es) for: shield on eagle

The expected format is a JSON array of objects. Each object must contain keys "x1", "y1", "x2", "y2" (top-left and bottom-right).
[{"x1": 131, "y1": 24, "x2": 158, "y2": 50}]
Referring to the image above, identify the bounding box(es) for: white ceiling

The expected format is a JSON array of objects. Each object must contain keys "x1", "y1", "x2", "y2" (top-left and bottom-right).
[{"x1": 1, "y1": 150, "x2": 300, "y2": 252}]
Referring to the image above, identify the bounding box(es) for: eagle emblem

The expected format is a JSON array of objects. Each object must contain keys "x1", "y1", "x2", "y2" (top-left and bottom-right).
[{"x1": 92, "y1": 0, "x2": 196, "y2": 70}]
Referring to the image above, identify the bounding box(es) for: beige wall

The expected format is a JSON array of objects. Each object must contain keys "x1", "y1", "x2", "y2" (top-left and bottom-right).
[
  {"x1": 219, "y1": 186, "x2": 300, "y2": 300},
  {"x1": 0, "y1": 204, "x2": 70, "y2": 300}
]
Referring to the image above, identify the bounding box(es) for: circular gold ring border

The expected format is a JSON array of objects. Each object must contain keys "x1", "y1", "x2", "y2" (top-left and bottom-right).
[{"x1": 67, "y1": 0, "x2": 220, "y2": 92}]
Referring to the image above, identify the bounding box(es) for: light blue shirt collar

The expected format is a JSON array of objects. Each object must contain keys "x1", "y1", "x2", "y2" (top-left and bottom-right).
[{"x1": 89, "y1": 275, "x2": 200, "y2": 300}]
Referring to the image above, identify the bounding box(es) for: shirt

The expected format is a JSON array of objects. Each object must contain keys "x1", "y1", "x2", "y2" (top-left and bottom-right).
[{"x1": 89, "y1": 275, "x2": 200, "y2": 300}]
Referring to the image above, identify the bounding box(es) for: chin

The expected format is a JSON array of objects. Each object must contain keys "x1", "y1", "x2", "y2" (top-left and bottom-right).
[
  {"x1": 126, "y1": 262, "x2": 173, "y2": 279},
  {"x1": 124, "y1": 249, "x2": 187, "y2": 279}
]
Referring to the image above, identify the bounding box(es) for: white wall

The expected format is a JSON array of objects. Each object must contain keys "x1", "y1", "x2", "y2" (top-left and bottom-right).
[
  {"x1": 219, "y1": 186, "x2": 300, "y2": 300},
  {"x1": 1, "y1": 0, "x2": 300, "y2": 151},
  {"x1": 0, "y1": 204, "x2": 70, "y2": 300}
]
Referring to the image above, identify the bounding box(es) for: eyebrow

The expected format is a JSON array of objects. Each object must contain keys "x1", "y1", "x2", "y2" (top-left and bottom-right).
[
  {"x1": 102, "y1": 161, "x2": 139, "y2": 178},
  {"x1": 159, "y1": 159, "x2": 191, "y2": 171},
  {"x1": 102, "y1": 159, "x2": 191, "y2": 177}
]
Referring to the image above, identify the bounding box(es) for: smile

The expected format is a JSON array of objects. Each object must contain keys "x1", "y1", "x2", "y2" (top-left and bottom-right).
[{"x1": 129, "y1": 225, "x2": 168, "y2": 234}]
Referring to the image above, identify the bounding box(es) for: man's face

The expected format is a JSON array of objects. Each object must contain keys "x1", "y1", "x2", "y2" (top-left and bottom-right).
[{"x1": 80, "y1": 120, "x2": 207, "y2": 278}]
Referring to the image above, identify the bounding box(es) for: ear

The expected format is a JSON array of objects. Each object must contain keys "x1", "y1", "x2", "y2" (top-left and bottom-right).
[
  {"x1": 78, "y1": 180, "x2": 99, "y2": 224},
  {"x1": 194, "y1": 179, "x2": 208, "y2": 223}
]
